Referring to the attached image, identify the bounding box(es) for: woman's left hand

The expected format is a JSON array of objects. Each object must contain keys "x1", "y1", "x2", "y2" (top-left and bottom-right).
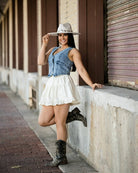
[{"x1": 91, "y1": 83, "x2": 103, "y2": 91}]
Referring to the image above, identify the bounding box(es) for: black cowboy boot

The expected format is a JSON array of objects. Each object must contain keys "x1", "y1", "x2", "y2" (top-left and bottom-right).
[
  {"x1": 46, "y1": 140, "x2": 67, "y2": 167},
  {"x1": 66, "y1": 107, "x2": 87, "y2": 127}
]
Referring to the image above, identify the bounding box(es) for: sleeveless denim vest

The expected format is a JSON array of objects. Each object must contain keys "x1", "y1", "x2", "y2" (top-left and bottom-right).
[{"x1": 48, "y1": 47, "x2": 74, "y2": 77}]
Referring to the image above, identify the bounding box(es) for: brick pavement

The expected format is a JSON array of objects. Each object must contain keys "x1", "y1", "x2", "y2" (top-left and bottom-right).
[{"x1": 0, "y1": 92, "x2": 62, "y2": 173}]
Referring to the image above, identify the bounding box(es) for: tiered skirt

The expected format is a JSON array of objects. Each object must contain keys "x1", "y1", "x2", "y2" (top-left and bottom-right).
[{"x1": 39, "y1": 75, "x2": 80, "y2": 106}]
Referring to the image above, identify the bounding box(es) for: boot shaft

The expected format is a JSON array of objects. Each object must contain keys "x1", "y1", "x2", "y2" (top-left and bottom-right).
[
  {"x1": 56, "y1": 140, "x2": 66, "y2": 159},
  {"x1": 45, "y1": 139, "x2": 67, "y2": 167}
]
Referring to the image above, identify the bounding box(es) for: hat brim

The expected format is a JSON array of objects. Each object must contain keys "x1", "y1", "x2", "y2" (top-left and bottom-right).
[{"x1": 48, "y1": 32, "x2": 80, "y2": 36}]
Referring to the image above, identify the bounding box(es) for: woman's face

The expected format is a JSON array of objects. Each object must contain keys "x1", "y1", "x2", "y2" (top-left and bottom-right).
[{"x1": 58, "y1": 33, "x2": 68, "y2": 46}]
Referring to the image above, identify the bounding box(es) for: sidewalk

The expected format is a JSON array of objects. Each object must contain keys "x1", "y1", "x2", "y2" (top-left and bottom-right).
[{"x1": 0, "y1": 84, "x2": 97, "y2": 173}]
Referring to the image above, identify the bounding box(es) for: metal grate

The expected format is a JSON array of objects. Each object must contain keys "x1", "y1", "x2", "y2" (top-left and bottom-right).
[{"x1": 107, "y1": 0, "x2": 138, "y2": 89}]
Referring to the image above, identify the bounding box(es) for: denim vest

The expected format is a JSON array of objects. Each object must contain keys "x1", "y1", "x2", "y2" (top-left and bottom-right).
[{"x1": 48, "y1": 47, "x2": 73, "y2": 77}]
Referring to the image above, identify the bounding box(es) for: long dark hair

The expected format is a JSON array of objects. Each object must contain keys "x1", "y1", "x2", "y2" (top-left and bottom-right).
[{"x1": 67, "y1": 33, "x2": 76, "y2": 71}]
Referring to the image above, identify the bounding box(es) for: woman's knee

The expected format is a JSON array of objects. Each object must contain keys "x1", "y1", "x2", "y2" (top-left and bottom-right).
[
  {"x1": 55, "y1": 119, "x2": 66, "y2": 128},
  {"x1": 38, "y1": 105, "x2": 54, "y2": 126},
  {"x1": 38, "y1": 114, "x2": 51, "y2": 126},
  {"x1": 38, "y1": 117, "x2": 47, "y2": 126}
]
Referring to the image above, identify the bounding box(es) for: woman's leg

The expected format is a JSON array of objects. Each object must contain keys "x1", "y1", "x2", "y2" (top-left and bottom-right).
[
  {"x1": 45, "y1": 104, "x2": 70, "y2": 166},
  {"x1": 54, "y1": 104, "x2": 70, "y2": 141},
  {"x1": 38, "y1": 105, "x2": 55, "y2": 126}
]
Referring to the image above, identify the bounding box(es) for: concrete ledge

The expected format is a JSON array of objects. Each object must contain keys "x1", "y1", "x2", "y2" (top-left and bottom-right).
[{"x1": 90, "y1": 86, "x2": 138, "y2": 113}]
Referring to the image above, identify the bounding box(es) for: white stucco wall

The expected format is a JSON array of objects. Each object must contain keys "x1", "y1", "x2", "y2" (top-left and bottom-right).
[
  {"x1": 0, "y1": 68, "x2": 38, "y2": 106},
  {"x1": 68, "y1": 86, "x2": 138, "y2": 173}
]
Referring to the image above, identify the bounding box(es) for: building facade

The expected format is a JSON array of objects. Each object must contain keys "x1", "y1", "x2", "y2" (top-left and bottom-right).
[{"x1": 0, "y1": 0, "x2": 138, "y2": 173}]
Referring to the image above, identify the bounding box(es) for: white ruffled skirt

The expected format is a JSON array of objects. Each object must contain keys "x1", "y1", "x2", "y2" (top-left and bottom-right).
[{"x1": 39, "y1": 75, "x2": 80, "y2": 106}]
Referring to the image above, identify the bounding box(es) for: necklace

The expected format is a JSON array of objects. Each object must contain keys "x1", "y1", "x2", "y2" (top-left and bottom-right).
[
  {"x1": 59, "y1": 46, "x2": 69, "y2": 50},
  {"x1": 53, "y1": 46, "x2": 69, "y2": 55}
]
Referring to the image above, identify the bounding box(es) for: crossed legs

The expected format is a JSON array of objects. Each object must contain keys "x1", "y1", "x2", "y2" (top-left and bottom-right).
[{"x1": 38, "y1": 104, "x2": 70, "y2": 141}]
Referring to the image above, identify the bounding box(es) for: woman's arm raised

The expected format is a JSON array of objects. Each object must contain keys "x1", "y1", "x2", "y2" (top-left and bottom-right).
[{"x1": 37, "y1": 34, "x2": 53, "y2": 65}]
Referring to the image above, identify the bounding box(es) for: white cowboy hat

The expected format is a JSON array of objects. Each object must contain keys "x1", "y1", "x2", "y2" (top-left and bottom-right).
[{"x1": 48, "y1": 23, "x2": 80, "y2": 36}]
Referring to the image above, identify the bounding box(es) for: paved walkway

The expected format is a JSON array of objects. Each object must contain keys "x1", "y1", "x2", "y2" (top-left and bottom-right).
[
  {"x1": 0, "y1": 89, "x2": 62, "y2": 173},
  {"x1": 0, "y1": 84, "x2": 97, "y2": 173}
]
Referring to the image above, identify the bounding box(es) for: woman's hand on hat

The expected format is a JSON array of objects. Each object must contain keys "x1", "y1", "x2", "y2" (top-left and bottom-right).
[
  {"x1": 42, "y1": 34, "x2": 50, "y2": 47},
  {"x1": 91, "y1": 83, "x2": 103, "y2": 91}
]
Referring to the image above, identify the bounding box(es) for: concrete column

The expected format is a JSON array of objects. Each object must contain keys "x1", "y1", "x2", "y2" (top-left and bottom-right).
[
  {"x1": 37, "y1": 0, "x2": 42, "y2": 76},
  {"x1": 59, "y1": 0, "x2": 79, "y2": 48},
  {"x1": 4, "y1": 13, "x2": 8, "y2": 68},
  {"x1": 2, "y1": 19, "x2": 4, "y2": 67},
  {"x1": 23, "y1": 0, "x2": 28, "y2": 73},
  {"x1": 9, "y1": 0, "x2": 13, "y2": 70},
  {"x1": 15, "y1": 0, "x2": 18, "y2": 69},
  {"x1": 59, "y1": 0, "x2": 79, "y2": 85}
]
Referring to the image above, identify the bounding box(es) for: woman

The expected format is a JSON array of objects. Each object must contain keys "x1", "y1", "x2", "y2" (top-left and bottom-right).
[{"x1": 38, "y1": 23, "x2": 102, "y2": 167}]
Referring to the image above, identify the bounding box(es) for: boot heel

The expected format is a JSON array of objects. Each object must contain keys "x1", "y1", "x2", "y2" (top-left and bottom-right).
[
  {"x1": 60, "y1": 157, "x2": 68, "y2": 165},
  {"x1": 83, "y1": 117, "x2": 87, "y2": 127}
]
